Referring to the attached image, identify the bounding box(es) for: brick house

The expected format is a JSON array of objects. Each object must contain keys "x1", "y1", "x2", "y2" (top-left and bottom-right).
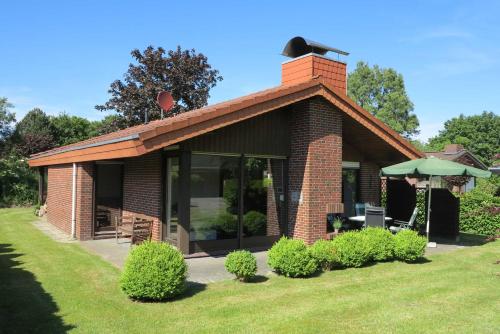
[
  {"x1": 29, "y1": 37, "x2": 423, "y2": 255},
  {"x1": 424, "y1": 144, "x2": 488, "y2": 192}
]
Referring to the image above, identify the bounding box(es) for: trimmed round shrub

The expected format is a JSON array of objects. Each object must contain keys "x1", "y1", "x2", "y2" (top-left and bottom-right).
[
  {"x1": 120, "y1": 241, "x2": 187, "y2": 301},
  {"x1": 361, "y1": 227, "x2": 395, "y2": 262},
  {"x1": 309, "y1": 239, "x2": 337, "y2": 270},
  {"x1": 393, "y1": 230, "x2": 427, "y2": 262},
  {"x1": 332, "y1": 231, "x2": 372, "y2": 268},
  {"x1": 225, "y1": 250, "x2": 258, "y2": 281},
  {"x1": 267, "y1": 237, "x2": 318, "y2": 277}
]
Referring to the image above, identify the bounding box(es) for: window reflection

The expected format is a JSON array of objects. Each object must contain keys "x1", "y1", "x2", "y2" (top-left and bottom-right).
[
  {"x1": 190, "y1": 155, "x2": 239, "y2": 241},
  {"x1": 243, "y1": 157, "x2": 283, "y2": 238}
]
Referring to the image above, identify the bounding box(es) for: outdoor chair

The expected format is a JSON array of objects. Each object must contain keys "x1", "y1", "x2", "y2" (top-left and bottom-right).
[
  {"x1": 365, "y1": 206, "x2": 385, "y2": 228},
  {"x1": 115, "y1": 215, "x2": 153, "y2": 246},
  {"x1": 356, "y1": 202, "x2": 373, "y2": 216},
  {"x1": 355, "y1": 203, "x2": 366, "y2": 216},
  {"x1": 389, "y1": 207, "x2": 418, "y2": 234}
]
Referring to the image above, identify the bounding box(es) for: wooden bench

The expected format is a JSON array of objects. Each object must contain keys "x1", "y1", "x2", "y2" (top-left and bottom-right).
[{"x1": 115, "y1": 215, "x2": 153, "y2": 246}]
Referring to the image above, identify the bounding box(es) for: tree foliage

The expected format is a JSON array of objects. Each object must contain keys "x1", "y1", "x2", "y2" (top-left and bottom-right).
[
  {"x1": 96, "y1": 45, "x2": 222, "y2": 127},
  {"x1": 348, "y1": 61, "x2": 419, "y2": 138},
  {"x1": 426, "y1": 111, "x2": 499, "y2": 166},
  {"x1": 50, "y1": 113, "x2": 99, "y2": 146},
  {"x1": 13, "y1": 108, "x2": 55, "y2": 156},
  {"x1": 0, "y1": 97, "x2": 16, "y2": 153}
]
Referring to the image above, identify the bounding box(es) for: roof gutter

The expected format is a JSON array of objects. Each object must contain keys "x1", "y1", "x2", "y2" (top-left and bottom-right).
[{"x1": 29, "y1": 134, "x2": 141, "y2": 160}]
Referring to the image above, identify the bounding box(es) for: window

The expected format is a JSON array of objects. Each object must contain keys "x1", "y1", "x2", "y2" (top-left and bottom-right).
[{"x1": 342, "y1": 168, "x2": 359, "y2": 217}]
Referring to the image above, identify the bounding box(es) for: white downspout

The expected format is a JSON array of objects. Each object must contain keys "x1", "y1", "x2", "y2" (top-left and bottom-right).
[{"x1": 71, "y1": 163, "x2": 77, "y2": 239}]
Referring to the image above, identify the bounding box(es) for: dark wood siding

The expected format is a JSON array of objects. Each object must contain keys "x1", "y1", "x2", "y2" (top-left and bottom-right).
[{"x1": 183, "y1": 107, "x2": 290, "y2": 156}]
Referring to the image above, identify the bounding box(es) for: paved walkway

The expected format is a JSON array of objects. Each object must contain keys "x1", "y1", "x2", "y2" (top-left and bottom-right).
[
  {"x1": 80, "y1": 238, "x2": 273, "y2": 283},
  {"x1": 32, "y1": 218, "x2": 478, "y2": 283}
]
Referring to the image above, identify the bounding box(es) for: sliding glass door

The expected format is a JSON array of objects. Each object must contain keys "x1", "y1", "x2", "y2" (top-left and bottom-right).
[
  {"x1": 241, "y1": 157, "x2": 284, "y2": 248},
  {"x1": 164, "y1": 157, "x2": 179, "y2": 245},
  {"x1": 189, "y1": 154, "x2": 240, "y2": 252},
  {"x1": 189, "y1": 153, "x2": 286, "y2": 253}
]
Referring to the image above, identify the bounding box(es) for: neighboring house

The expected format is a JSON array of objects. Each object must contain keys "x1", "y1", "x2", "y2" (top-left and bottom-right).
[
  {"x1": 28, "y1": 37, "x2": 423, "y2": 255},
  {"x1": 489, "y1": 153, "x2": 500, "y2": 175},
  {"x1": 425, "y1": 144, "x2": 488, "y2": 192}
]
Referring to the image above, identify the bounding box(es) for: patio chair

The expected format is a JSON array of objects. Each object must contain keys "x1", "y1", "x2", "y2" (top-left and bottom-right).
[
  {"x1": 355, "y1": 203, "x2": 365, "y2": 216},
  {"x1": 130, "y1": 217, "x2": 153, "y2": 245},
  {"x1": 389, "y1": 207, "x2": 418, "y2": 234},
  {"x1": 115, "y1": 215, "x2": 153, "y2": 246},
  {"x1": 116, "y1": 215, "x2": 134, "y2": 242},
  {"x1": 365, "y1": 206, "x2": 385, "y2": 228}
]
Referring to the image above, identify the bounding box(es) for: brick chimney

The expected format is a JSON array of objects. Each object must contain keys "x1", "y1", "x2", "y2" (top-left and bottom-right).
[{"x1": 281, "y1": 37, "x2": 348, "y2": 93}]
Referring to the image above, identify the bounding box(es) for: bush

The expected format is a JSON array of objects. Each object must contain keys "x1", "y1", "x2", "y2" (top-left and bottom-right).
[
  {"x1": 120, "y1": 241, "x2": 187, "y2": 301},
  {"x1": 309, "y1": 239, "x2": 337, "y2": 270},
  {"x1": 459, "y1": 183, "x2": 500, "y2": 236},
  {"x1": 224, "y1": 250, "x2": 257, "y2": 281},
  {"x1": 267, "y1": 237, "x2": 318, "y2": 277},
  {"x1": 361, "y1": 227, "x2": 395, "y2": 261},
  {"x1": 332, "y1": 231, "x2": 372, "y2": 268},
  {"x1": 393, "y1": 230, "x2": 427, "y2": 262}
]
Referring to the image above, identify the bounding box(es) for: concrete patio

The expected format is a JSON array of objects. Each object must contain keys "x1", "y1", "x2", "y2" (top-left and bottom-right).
[{"x1": 79, "y1": 238, "x2": 274, "y2": 283}]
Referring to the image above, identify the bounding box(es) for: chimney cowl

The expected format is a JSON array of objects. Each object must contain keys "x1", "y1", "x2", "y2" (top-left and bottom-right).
[{"x1": 282, "y1": 36, "x2": 349, "y2": 59}]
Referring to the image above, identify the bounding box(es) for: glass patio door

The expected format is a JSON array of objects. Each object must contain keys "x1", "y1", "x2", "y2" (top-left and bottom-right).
[
  {"x1": 164, "y1": 157, "x2": 179, "y2": 245},
  {"x1": 241, "y1": 157, "x2": 284, "y2": 248},
  {"x1": 189, "y1": 154, "x2": 240, "y2": 253}
]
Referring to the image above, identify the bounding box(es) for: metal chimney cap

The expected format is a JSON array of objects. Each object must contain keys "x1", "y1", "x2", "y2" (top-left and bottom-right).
[{"x1": 282, "y1": 36, "x2": 349, "y2": 58}]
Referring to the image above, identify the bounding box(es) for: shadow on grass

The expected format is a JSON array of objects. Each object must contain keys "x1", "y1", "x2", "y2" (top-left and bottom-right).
[
  {"x1": 432, "y1": 233, "x2": 489, "y2": 247},
  {"x1": 0, "y1": 243, "x2": 74, "y2": 333},
  {"x1": 246, "y1": 275, "x2": 269, "y2": 283}
]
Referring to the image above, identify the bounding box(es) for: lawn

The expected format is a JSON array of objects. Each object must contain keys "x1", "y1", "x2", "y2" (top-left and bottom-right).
[{"x1": 0, "y1": 208, "x2": 499, "y2": 333}]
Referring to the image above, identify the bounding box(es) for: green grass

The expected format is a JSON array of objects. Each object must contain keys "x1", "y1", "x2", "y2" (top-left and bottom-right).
[{"x1": 1, "y1": 207, "x2": 499, "y2": 333}]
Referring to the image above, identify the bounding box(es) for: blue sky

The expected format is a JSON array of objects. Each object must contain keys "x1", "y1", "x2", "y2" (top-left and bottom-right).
[{"x1": 1, "y1": 0, "x2": 499, "y2": 141}]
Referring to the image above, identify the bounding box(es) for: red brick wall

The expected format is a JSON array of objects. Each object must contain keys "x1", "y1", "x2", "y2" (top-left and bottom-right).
[
  {"x1": 76, "y1": 163, "x2": 94, "y2": 240},
  {"x1": 122, "y1": 152, "x2": 162, "y2": 241},
  {"x1": 47, "y1": 164, "x2": 72, "y2": 234},
  {"x1": 360, "y1": 161, "x2": 381, "y2": 205},
  {"x1": 46, "y1": 163, "x2": 94, "y2": 240},
  {"x1": 288, "y1": 97, "x2": 342, "y2": 244}
]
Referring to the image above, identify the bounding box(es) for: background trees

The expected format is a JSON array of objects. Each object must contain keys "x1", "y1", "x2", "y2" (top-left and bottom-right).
[
  {"x1": 95, "y1": 46, "x2": 223, "y2": 129},
  {"x1": 0, "y1": 97, "x2": 16, "y2": 154},
  {"x1": 348, "y1": 61, "x2": 419, "y2": 138},
  {"x1": 426, "y1": 111, "x2": 499, "y2": 165}
]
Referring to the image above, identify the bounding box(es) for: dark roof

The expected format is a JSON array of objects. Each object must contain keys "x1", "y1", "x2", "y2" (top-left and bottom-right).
[{"x1": 424, "y1": 150, "x2": 487, "y2": 170}]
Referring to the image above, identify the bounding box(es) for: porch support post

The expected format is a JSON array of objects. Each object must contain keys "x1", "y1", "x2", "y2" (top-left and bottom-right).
[
  {"x1": 177, "y1": 150, "x2": 191, "y2": 254},
  {"x1": 38, "y1": 167, "x2": 44, "y2": 205}
]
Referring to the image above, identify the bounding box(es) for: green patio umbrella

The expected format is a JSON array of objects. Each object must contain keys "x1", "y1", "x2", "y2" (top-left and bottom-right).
[{"x1": 380, "y1": 156, "x2": 491, "y2": 245}]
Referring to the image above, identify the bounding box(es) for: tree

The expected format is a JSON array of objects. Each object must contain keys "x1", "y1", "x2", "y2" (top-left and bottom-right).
[
  {"x1": 0, "y1": 97, "x2": 16, "y2": 154},
  {"x1": 427, "y1": 111, "x2": 499, "y2": 166},
  {"x1": 94, "y1": 114, "x2": 128, "y2": 135},
  {"x1": 348, "y1": 61, "x2": 419, "y2": 138},
  {"x1": 50, "y1": 113, "x2": 100, "y2": 146},
  {"x1": 96, "y1": 46, "x2": 223, "y2": 126},
  {"x1": 14, "y1": 108, "x2": 55, "y2": 156}
]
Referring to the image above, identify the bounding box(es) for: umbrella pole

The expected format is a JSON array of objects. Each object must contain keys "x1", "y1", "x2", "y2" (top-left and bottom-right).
[{"x1": 426, "y1": 175, "x2": 436, "y2": 248}]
